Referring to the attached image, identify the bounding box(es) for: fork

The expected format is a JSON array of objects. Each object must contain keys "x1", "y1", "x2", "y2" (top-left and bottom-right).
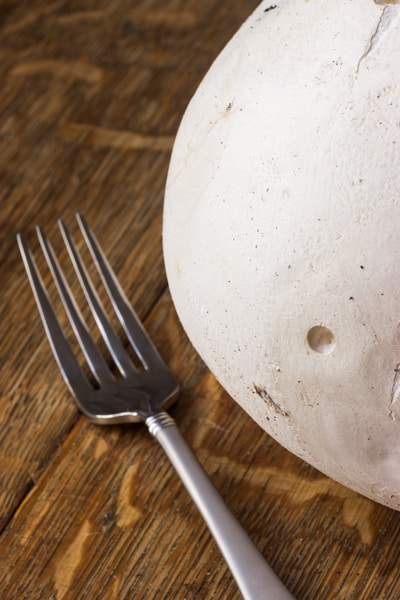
[{"x1": 17, "y1": 214, "x2": 294, "y2": 600}]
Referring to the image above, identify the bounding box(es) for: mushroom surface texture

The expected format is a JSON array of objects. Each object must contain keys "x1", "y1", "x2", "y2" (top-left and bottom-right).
[{"x1": 162, "y1": 0, "x2": 400, "y2": 509}]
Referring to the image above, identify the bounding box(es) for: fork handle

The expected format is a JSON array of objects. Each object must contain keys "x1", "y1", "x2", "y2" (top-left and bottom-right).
[{"x1": 146, "y1": 412, "x2": 295, "y2": 600}]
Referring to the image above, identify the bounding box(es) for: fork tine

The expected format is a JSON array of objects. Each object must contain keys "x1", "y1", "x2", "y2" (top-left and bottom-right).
[
  {"x1": 36, "y1": 226, "x2": 114, "y2": 387},
  {"x1": 58, "y1": 219, "x2": 134, "y2": 378},
  {"x1": 17, "y1": 232, "x2": 94, "y2": 403},
  {"x1": 77, "y1": 213, "x2": 165, "y2": 372}
]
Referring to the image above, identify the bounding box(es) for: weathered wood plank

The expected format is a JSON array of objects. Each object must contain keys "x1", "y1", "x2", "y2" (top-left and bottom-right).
[
  {"x1": 2, "y1": 1, "x2": 400, "y2": 599},
  {"x1": 0, "y1": 0, "x2": 260, "y2": 530}
]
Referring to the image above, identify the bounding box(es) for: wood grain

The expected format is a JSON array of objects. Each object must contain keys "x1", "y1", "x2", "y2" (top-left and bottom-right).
[{"x1": 1, "y1": 1, "x2": 400, "y2": 598}]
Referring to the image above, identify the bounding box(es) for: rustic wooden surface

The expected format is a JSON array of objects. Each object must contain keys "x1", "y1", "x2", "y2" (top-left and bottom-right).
[{"x1": 1, "y1": 1, "x2": 400, "y2": 598}]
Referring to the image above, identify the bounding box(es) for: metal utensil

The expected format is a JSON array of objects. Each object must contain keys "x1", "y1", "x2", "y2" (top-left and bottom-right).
[{"x1": 17, "y1": 213, "x2": 294, "y2": 600}]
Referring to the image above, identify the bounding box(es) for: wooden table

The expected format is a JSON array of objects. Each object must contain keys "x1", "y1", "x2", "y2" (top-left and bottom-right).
[{"x1": 1, "y1": 1, "x2": 400, "y2": 598}]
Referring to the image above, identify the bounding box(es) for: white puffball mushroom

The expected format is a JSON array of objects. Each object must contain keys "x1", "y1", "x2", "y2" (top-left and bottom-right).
[{"x1": 163, "y1": 0, "x2": 400, "y2": 510}]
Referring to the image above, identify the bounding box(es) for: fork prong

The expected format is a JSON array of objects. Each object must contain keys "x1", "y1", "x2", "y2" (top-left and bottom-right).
[
  {"x1": 17, "y1": 232, "x2": 94, "y2": 403},
  {"x1": 36, "y1": 226, "x2": 115, "y2": 387},
  {"x1": 58, "y1": 219, "x2": 134, "y2": 378},
  {"x1": 77, "y1": 213, "x2": 166, "y2": 372}
]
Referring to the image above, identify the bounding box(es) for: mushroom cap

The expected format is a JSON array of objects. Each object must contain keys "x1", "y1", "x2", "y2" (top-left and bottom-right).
[{"x1": 163, "y1": 0, "x2": 400, "y2": 509}]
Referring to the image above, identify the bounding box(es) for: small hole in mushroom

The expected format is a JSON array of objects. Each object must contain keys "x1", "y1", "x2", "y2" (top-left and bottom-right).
[{"x1": 307, "y1": 325, "x2": 336, "y2": 354}]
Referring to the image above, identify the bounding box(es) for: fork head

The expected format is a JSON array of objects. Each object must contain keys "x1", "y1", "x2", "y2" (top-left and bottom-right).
[{"x1": 17, "y1": 213, "x2": 179, "y2": 424}]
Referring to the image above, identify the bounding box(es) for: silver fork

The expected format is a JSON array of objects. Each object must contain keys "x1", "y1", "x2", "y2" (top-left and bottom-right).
[{"x1": 17, "y1": 214, "x2": 294, "y2": 600}]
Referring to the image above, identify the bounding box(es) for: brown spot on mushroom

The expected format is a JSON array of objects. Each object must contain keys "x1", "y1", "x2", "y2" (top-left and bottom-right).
[{"x1": 253, "y1": 384, "x2": 290, "y2": 416}]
